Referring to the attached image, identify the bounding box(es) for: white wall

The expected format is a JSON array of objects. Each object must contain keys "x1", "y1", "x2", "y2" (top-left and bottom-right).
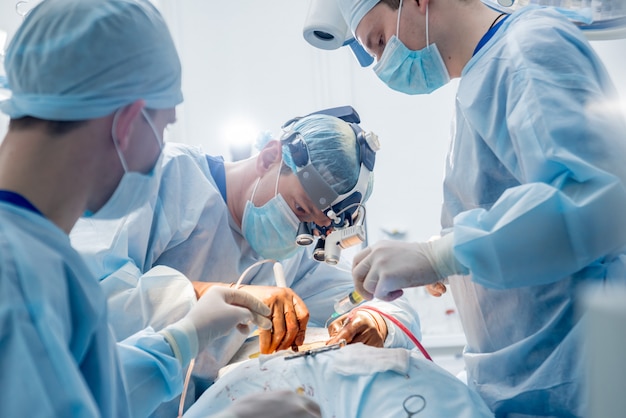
[
  {"x1": 154, "y1": 0, "x2": 626, "y2": 246},
  {"x1": 1, "y1": 0, "x2": 625, "y2": 246}
]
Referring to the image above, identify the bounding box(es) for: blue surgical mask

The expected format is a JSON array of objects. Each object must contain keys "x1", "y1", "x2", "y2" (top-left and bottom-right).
[
  {"x1": 242, "y1": 164, "x2": 301, "y2": 260},
  {"x1": 373, "y1": 2, "x2": 449, "y2": 95},
  {"x1": 84, "y1": 108, "x2": 163, "y2": 219}
]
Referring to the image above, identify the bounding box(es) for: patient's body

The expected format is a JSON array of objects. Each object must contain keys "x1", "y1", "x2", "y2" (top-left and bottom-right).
[{"x1": 185, "y1": 333, "x2": 494, "y2": 418}]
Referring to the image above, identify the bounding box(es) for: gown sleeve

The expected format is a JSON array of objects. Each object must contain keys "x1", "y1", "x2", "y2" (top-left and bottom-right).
[{"x1": 453, "y1": 19, "x2": 626, "y2": 289}]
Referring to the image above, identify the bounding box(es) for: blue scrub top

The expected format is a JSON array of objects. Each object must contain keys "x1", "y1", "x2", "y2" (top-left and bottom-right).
[
  {"x1": 0, "y1": 190, "x2": 43, "y2": 216},
  {"x1": 473, "y1": 14, "x2": 509, "y2": 56}
]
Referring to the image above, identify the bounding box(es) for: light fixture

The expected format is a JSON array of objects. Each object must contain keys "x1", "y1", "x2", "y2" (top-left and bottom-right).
[{"x1": 222, "y1": 119, "x2": 258, "y2": 162}]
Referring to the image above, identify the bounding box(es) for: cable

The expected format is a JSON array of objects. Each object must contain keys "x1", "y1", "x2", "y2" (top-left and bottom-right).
[
  {"x1": 177, "y1": 358, "x2": 195, "y2": 418},
  {"x1": 177, "y1": 258, "x2": 278, "y2": 416},
  {"x1": 235, "y1": 258, "x2": 277, "y2": 286}
]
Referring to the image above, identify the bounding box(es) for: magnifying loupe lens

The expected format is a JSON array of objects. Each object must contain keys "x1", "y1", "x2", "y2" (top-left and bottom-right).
[
  {"x1": 296, "y1": 223, "x2": 314, "y2": 246},
  {"x1": 312, "y1": 238, "x2": 326, "y2": 262}
]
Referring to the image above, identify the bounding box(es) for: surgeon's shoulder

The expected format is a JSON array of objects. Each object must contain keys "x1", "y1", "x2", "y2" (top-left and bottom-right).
[
  {"x1": 509, "y1": 6, "x2": 589, "y2": 46},
  {"x1": 505, "y1": 7, "x2": 594, "y2": 71},
  {"x1": 163, "y1": 141, "x2": 208, "y2": 160},
  {"x1": 162, "y1": 141, "x2": 211, "y2": 171}
]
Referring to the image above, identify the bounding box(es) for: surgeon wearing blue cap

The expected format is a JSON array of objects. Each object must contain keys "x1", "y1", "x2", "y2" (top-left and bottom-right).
[
  {"x1": 70, "y1": 108, "x2": 424, "y2": 414},
  {"x1": 0, "y1": 1, "x2": 322, "y2": 417},
  {"x1": 336, "y1": 0, "x2": 626, "y2": 416}
]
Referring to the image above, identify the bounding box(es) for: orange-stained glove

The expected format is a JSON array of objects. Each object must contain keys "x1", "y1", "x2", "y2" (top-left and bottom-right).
[
  {"x1": 326, "y1": 309, "x2": 388, "y2": 347},
  {"x1": 193, "y1": 282, "x2": 309, "y2": 354},
  {"x1": 425, "y1": 282, "x2": 447, "y2": 297},
  {"x1": 239, "y1": 285, "x2": 309, "y2": 354}
]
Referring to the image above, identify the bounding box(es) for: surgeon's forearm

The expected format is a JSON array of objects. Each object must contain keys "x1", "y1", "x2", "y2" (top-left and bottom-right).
[
  {"x1": 365, "y1": 298, "x2": 422, "y2": 350},
  {"x1": 118, "y1": 329, "x2": 184, "y2": 417}
]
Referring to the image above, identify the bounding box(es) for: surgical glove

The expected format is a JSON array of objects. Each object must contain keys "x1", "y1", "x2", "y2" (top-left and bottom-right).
[
  {"x1": 212, "y1": 391, "x2": 321, "y2": 418},
  {"x1": 192, "y1": 283, "x2": 310, "y2": 354},
  {"x1": 160, "y1": 286, "x2": 271, "y2": 367},
  {"x1": 239, "y1": 285, "x2": 310, "y2": 354},
  {"x1": 327, "y1": 309, "x2": 388, "y2": 347},
  {"x1": 352, "y1": 233, "x2": 467, "y2": 301},
  {"x1": 426, "y1": 282, "x2": 448, "y2": 297}
]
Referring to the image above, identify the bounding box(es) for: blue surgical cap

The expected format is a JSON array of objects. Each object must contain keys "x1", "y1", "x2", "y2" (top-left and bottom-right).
[
  {"x1": 337, "y1": 0, "x2": 381, "y2": 36},
  {"x1": 0, "y1": 0, "x2": 183, "y2": 120},
  {"x1": 284, "y1": 114, "x2": 361, "y2": 196}
]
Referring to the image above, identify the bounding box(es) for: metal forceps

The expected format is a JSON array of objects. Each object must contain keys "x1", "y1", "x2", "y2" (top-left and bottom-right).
[
  {"x1": 403, "y1": 394, "x2": 426, "y2": 417},
  {"x1": 283, "y1": 339, "x2": 346, "y2": 360}
]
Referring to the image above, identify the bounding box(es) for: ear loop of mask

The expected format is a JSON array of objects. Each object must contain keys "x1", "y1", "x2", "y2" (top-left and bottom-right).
[
  {"x1": 274, "y1": 155, "x2": 282, "y2": 195},
  {"x1": 111, "y1": 107, "x2": 164, "y2": 174},
  {"x1": 426, "y1": 3, "x2": 430, "y2": 48},
  {"x1": 111, "y1": 110, "x2": 129, "y2": 173},
  {"x1": 141, "y1": 107, "x2": 164, "y2": 150},
  {"x1": 249, "y1": 153, "x2": 283, "y2": 204},
  {"x1": 397, "y1": 0, "x2": 430, "y2": 48},
  {"x1": 396, "y1": 0, "x2": 403, "y2": 36}
]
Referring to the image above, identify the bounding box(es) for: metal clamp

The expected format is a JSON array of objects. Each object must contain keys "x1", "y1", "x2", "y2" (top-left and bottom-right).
[{"x1": 283, "y1": 339, "x2": 346, "y2": 360}]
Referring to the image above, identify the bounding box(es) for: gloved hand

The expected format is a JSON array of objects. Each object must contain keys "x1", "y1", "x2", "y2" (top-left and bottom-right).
[
  {"x1": 352, "y1": 233, "x2": 467, "y2": 301},
  {"x1": 212, "y1": 391, "x2": 321, "y2": 418},
  {"x1": 326, "y1": 308, "x2": 388, "y2": 347},
  {"x1": 160, "y1": 286, "x2": 271, "y2": 367},
  {"x1": 425, "y1": 282, "x2": 448, "y2": 297},
  {"x1": 239, "y1": 285, "x2": 310, "y2": 354}
]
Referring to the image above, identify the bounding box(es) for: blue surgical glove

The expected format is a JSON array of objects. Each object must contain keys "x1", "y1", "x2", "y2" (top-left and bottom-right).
[
  {"x1": 160, "y1": 277, "x2": 271, "y2": 367},
  {"x1": 352, "y1": 234, "x2": 468, "y2": 301}
]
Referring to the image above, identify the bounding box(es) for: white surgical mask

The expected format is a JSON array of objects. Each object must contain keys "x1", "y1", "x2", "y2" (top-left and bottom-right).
[
  {"x1": 373, "y1": 2, "x2": 450, "y2": 95},
  {"x1": 84, "y1": 108, "x2": 163, "y2": 219}
]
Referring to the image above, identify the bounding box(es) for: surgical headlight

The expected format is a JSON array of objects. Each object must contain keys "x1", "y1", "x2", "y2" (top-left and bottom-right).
[
  {"x1": 281, "y1": 105, "x2": 378, "y2": 229},
  {"x1": 302, "y1": 0, "x2": 374, "y2": 67},
  {"x1": 281, "y1": 105, "x2": 379, "y2": 264}
]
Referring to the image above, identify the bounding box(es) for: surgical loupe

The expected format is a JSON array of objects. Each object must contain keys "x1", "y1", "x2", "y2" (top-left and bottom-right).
[
  {"x1": 320, "y1": 223, "x2": 367, "y2": 266},
  {"x1": 296, "y1": 222, "x2": 315, "y2": 246},
  {"x1": 281, "y1": 105, "x2": 379, "y2": 265}
]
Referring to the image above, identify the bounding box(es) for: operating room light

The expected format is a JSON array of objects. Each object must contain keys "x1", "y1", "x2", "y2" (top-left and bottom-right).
[{"x1": 222, "y1": 119, "x2": 257, "y2": 162}]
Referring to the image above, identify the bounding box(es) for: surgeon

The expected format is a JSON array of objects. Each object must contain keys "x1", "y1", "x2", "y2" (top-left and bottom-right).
[
  {"x1": 337, "y1": 0, "x2": 626, "y2": 417},
  {"x1": 0, "y1": 0, "x2": 321, "y2": 417},
  {"x1": 70, "y1": 107, "x2": 423, "y2": 410}
]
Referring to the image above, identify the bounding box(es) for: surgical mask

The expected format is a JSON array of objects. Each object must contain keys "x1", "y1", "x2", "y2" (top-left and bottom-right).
[
  {"x1": 242, "y1": 163, "x2": 301, "y2": 260},
  {"x1": 373, "y1": 2, "x2": 450, "y2": 95},
  {"x1": 84, "y1": 108, "x2": 163, "y2": 219}
]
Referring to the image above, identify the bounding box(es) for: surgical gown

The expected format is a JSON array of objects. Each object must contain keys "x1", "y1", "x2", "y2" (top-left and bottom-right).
[
  {"x1": 442, "y1": 6, "x2": 626, "y2": 417},
  {"x1": 0, "y1": 203, "x2": 183, "y2": 417},
  {"x1": 69, "y1": 142, "x2": 422, "y2": 407}
]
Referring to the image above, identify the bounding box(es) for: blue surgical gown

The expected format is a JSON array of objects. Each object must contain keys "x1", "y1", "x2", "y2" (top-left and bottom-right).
[
  {"x1": 443, "y1": 6, "x2": 626, "y2": 418},
  {"x1": 0, "y1": 203, "x2": 184, "y2": 417},
  {"x1": 69, "y1": 142, "x2": 422, "y2": 407}
]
